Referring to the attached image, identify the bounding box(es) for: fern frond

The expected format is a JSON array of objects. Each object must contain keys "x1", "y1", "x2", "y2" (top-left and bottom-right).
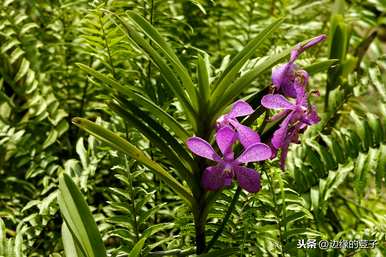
[{"x1": 287, "y1": 109, "x2": 385, "y2": 193}]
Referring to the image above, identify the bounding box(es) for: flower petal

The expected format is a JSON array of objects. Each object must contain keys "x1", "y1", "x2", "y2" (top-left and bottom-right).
[
  {"x1": 229, "y1": 120, "x2": 261, "y2": 148},
  {"x1": 201, "y1": 166, "x2": 230, "y2": 191},
  {"x1": 289, "y1": 35, "x2": 326, "y2": 63},
  {"x1": 279, "y1": 141, "x2": 290, "y2": 170},
  {"x1": 302, "y1": 34, "x2": 327, "y2": 50},
  {"x1": 186, "y1": 137, "x2": 221, "y2": 161},
  {"x1": 294, "y1": 83, "x2": 308, "y2": 106},
  {"x1": 216, "y1": 126, "x2": 236, "y2": 160},
  {"x1": 279, "y1": 125, "x2": 300, "y2": 170},
  {"x1": 227, "y1": 100, "x2": 254, "y2": 118},
  {"x1": 281, "y1": 84, "x2": 298, "y2": 98},
  {"x1": 261, "y1": 94, "x2": 294, "y2": 110},
  {"x1": 271, "y1": 114, "x2": 292, "y2": 149},
  {"x1": 236, "y1": 143, "x2": 272, "y2": 163},
  {"x1": 234, "y1": 166, "x2": 261, "y2": 193},
  {"x1": 272, "y1": 63, "x2": 290, "y2": 89},
  {"x1": 289, "y1": 45, "x2": 302, "y2": 63},
  {"x1": 302, "y1": 105, "x2": 320, "y2": 125}
]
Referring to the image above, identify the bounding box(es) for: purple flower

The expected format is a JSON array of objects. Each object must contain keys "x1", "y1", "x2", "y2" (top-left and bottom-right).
[
  {"x1": 272, "y1": 34, "x2": 326, "y2": 98},
  {"x1": 261, "y1": 86, "x2": 320, "y2": 168},
  {"x1": 216, "y1": 100, "x2": 260, "y2": 148},
  {"x1": 186, "y1": 126, "x2": 272, "y2": 192}
]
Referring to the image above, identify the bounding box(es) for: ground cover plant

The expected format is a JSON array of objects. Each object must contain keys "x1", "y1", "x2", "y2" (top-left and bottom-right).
[{"x1": 0, "y1": 0, "x2": 385, "y2": 256}]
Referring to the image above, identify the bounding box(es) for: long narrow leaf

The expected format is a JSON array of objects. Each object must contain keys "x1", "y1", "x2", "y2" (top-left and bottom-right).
[
  {"x1": 129, "y1": 92, "x2": 191, "y2": 140},
  {"x1": 110, "y1": 13, "x2": 198, "y2": 129},
  {"x1": 210, "y1": 48, "x2": 290, "y2": 120},
  {"x1": 210, "y1": 35, "x2": 324, "y2": 119},
  {"x1": 113, "y1": 97, "x2": 197, "y2": 170},
  {"x1": 77, "y1": 63, "x2": 191, "y2": 140},
  {"x1": 72, "y1": 118, "x2": 195, "y2": 206},
  {"x1": 62, "y1": 223, "x2": 85, "y2": 257},
  {"x1": 125, "y1": 11, "x2": 198, "y2": 109},
  {"x1": 77, "y1": 63, "x2": 139, "y2": 94},
  {"x1": 128, "y1": 238, "x2": 146, "y2": 257},
  {"x1": 304, "y1": 59, "x2": 339, "y2": 75},
  {"x1": 58, "y1": 174, "x2": 107, "y2": 257},
  {"x1": 108, "y1": 101, "x2": 199, "y2": 193},
  {"x1": 210, "y1": 18, "x2": 284, "y2": 101},
  {"x1": 197, "y1": 54, "x2": 210, "y2": 113},
  {"x1": 0, "y1": 218, "x2": 5, "y2": 256}
]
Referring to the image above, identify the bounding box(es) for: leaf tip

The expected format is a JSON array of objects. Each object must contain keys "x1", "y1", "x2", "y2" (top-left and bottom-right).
[{"x1": 72, "y1": 117, "x2": 82, "y2": 125}]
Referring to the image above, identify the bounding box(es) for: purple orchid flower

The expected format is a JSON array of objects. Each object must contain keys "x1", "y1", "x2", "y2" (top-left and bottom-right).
[
  {"x1": 261, "y1": 86, "x2": 320, "y2": 168},
  {"x1": 186, "y1": 126, "x2": 272, "y2": 192},
  {"x1": 272, "y1": 34, "x2": 326, "y2": 98},
  {"x1": 216, "y1": 100, "x2": 261, "y2": 148}
]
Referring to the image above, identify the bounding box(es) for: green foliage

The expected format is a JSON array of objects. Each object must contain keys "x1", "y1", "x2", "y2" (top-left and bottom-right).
[
  {"x1": 0, "y1": 218, "x2": 23, "y2": 257},
  {"x1": 58, "y1": 173, "x2": 106, "y2": 257},
  {"x1": 287, "y1": 109, "x2": 385, "y2": 193},
  {"x1": 0, "y1": 0, "x2": 385, "y2": 256}
]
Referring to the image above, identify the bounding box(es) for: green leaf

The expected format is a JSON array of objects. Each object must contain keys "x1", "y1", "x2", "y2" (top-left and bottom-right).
[
  {"x1": 367, "y1": 113, "x2": 384, "y2": 146},
  {"x1": 310, "y1": 186, "x2": 319, "y2": 212},
  {"x1": 304, "y1": 59, "x2": 339, "y2": 75},
  {"x1": 62, "y1": 223, "x2": 85, "y2": 257},
  {"x1": 58, "y1": 174, "x2": 107, "y2": 257},
  {"x1": 210, "y1": 17, "x2": 284, "y2": 102},
  {"x1": 142, "y1": 223, "x2": 174, "y2": 238},
  {"x1": 110, "y1": 12, "x2": 198, "y2": 130},
  {"x1": 14, "y1": 230, "x2": 22, "y2": 257},
  {"x1": 1, "y1": 39, "x2": 20, "y2": 53},
  {"x1": 127, "y1": 92, "x2": 191, "y2": 140},
  {"x1": 323, "y1": 162, "x2": 353, "y2": 201},
  {"x1": 328, "y1": 15, "x2": 348, "y2": 61},
  {"x1": 20, "y1": 23, "x2": 39, "y2": 35},
  {"x1": 126, "y1": 224, "x2": 174, "y2": 257},
  {"x1": 9, "y1": 48, "x2": 24, "y2": 64},
  {"x1": 353, "y1": 153, "x2": 369, "y2": 198},
  {"x1": 0, "y1": 91, "x2": 15, "y2": 108},
  {"x1": 350, "y1": 111, "x2": 367, "y2": 151},
  {"x1": 108, "y1": 100, "x2": 198, "y2": 192},
  {"x1": 211, "y1": 33, "x2": 328, "y2": 118},
  {"x1": 72, "y1": 118, "x2": 195, "y2": 206},
  {"x1": 77, "y1": 63, "x2": 138, "y2": 93},
  {"x1": 15, "y1": 58, "x2": 30, "y2": 81},
  {"x1": 210, "y1": 47, "x2": 290, "y2": 119},
  {"x1": 128, "y1": 238, "x2": 146, "y2": 257},
  {"x1": 320, "y1": 133, "x2": 345, "y2": 164},
  {"x1": 0, "y1": 218, "x2": 5, "y2": 256},
  {"x1": 197, "y1": 54, "x2": 211, "y2": 113},
  {"x1": 326, "y1": 14, "x2": 350, "y2": 97},
  {"x1": 42, "y1": 129, "x2": 58, "y2": 149},
  {"x1": 332, "y1": 0, "x2": 345, "y2": 16},
  {"x1": 125, "y1": 11, "x2": 198, "y2": 109},
  {"x1": 376, "y1": 144, "x2": 386, "y2": 193},
  {"x1": 77, "y1": 64, "x2": 190, "y2": 140},
  {"x1": 306, "y1": 140, "x2": 336, "y2": 172}
]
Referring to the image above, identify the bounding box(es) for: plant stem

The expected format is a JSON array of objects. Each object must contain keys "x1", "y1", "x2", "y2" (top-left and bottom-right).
[
  {"x1": 262, "y1": 165, "x2": 285, "y2": 256},
  {"x1": 206, "y1": 186, "x2": 242, "y2": 251},
  {"x1": 324, "y1": 89, "x2": 330, "y2": 112},
  {"x1": 194, "y1": 189, "x2": 207, "y2": 254}
]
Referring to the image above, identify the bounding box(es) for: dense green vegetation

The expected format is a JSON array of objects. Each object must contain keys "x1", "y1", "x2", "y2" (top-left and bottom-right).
[{"x1": 0, "y1": 0, "x2": 385, "y2": 256}]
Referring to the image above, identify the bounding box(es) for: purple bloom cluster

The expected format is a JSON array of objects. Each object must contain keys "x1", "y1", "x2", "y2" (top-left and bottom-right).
[
  {"x1": 187, "y1": 101, "x2": 271, "y2": 192},
  {"x1": 186, "y1": 35, "x2": 326, "y2": 193},
  {"x1": 261, "y1": 34, "x2": 326, "y2": 169}
]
